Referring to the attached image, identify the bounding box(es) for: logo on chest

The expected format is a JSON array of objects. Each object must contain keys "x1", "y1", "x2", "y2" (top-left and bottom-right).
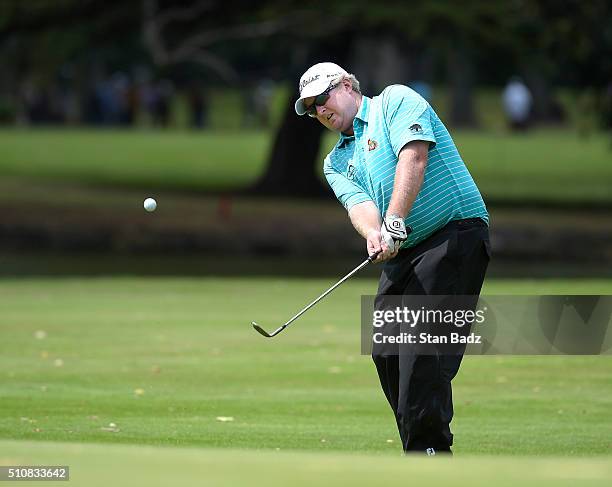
[
  {"x1": 367, "y1": 138, "x2": 378, "y2": 151},
  {"x1": 347, "y1": 164, "x2": 355, "y2": 180}
]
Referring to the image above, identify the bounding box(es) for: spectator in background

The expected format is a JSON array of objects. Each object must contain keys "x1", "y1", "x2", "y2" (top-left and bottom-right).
[
  {"x1": 243, "y1": 78, "x2": 274, "y2": 128},
  {"x1": 95, "y1": 78, "x2": 118, "y2": 124},
  {"x1": 139, "y1": 79, "x2": 173, "y2": 127},
  {"x1": 110, "y1": 72, "x2": 132, "y2": 126},
  {"x1": 603, "y1": 81, "x2": 612, "y2": 132},
  {"x1": 153, "y1": 79, "x2": 173, "y2": 127},
  {"x1": 502, "y1": 77, "x2": 532, "y2": 131},
  {"x1": 188, "y1": 82, "x2": 208, "y2": 129},
  {"x1": 253, "y1": 79, "x2": 274, "y2": 127}
]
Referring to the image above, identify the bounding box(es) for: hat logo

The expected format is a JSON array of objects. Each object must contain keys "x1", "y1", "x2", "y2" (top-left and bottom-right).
[
  {"x1": 409, "y1": 124, "x2": 422, "y2": 133},
  {"x1": 299, "y1": 74, "x2": 320, "y2": 93},
  {"x1": 367, "y1": 139, "x2": 378, "y2": 151}
]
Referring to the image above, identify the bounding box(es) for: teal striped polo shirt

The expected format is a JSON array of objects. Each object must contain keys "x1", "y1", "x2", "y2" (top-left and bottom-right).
[{"x1": 323, "y1": 84, "x2": 488, "y2": 249}]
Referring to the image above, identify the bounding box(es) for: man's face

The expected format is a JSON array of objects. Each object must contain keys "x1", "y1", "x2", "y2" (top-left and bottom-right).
[{"x1": 304, "y1": 79, "x2": 357, "y2": 133}]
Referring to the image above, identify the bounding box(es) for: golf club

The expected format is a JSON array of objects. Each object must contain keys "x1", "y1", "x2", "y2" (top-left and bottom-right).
[{"x1": 251, "y1": 250, "x2": 381, "y2": 338}]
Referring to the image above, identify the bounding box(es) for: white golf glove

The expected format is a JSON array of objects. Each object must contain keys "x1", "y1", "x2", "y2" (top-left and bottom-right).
[{"x1": 381, "y1": 214, "x2": 409, "y2": 254}]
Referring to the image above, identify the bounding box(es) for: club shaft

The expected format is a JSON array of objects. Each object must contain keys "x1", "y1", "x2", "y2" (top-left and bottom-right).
[{"x1": 277, "y1": 257, "x2": 372, "y2": 331}]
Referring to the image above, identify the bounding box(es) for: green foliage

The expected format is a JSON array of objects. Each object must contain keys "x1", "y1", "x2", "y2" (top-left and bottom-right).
[{"x1": 2, "y1": 0, "x2": 610, "y2": 90}]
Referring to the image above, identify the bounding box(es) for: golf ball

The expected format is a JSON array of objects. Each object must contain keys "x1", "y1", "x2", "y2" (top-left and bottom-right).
[{"x1": 143, "y1": 197, "x2": 157, "y2": 212}]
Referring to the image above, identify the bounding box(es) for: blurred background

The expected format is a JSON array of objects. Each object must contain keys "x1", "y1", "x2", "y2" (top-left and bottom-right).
[{"x1": 1, "y1": 0, "x2": 611, "y2": 278}]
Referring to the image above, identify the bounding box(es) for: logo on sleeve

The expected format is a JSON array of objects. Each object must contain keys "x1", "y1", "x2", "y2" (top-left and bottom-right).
[
  {"x1": 409, "y1": 123, "x2": 423, "y2": 134},
  {"x1": 367, "y1": 139, "x2": 378, "y2": 151}
]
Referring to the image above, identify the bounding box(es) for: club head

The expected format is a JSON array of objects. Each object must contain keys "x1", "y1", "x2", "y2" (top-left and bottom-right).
[{"x1": 251, "y1": 322, "x2": 272, "y2": 338}]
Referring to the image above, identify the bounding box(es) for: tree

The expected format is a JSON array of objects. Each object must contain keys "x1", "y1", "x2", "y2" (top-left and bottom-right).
[
  {"x1": 3, "y1": 0, "x2": 611, "y2": 196},
  {"x1": 141, "y1": 0, "x2": 303, "y2": 84},
  {"x1": 140, "y1": 1, "x2": 344, "y2": 196},
  {"x1": 250, "y1": 33, "x2": 355, "y2": 197}
]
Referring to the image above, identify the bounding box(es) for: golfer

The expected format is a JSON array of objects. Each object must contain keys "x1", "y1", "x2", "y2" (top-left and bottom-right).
[{"x1": 295, "y1": 62, "x2": 490, "y2": 455}]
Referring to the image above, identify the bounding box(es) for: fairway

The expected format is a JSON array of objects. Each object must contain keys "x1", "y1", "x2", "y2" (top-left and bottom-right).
[{"x1": 1, "y1": 277, "x2": 611, "y2": 459}]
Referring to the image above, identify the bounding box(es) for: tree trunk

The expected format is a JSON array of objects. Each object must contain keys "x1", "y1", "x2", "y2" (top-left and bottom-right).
[
  {"x1": 523, "y1": 69, "x2": 565, "y2": 124},
  {"x1": 250, "y1": 35, "x2": 355, "y2": 197},
  {"x1": 249, "y1": 95, "x2": 329, "y2": 197},
  {"x1": 448, "y1": 42, "x2": 478, "y2": 128}
]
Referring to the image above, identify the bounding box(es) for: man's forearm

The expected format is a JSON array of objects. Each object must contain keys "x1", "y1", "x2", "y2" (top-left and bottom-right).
[
  {"x1": 348, "y1": 201, "x2": 382, "y2": 239},
  {"x1": 386, "y1": 141, "x2": 428, "y2": 218}
]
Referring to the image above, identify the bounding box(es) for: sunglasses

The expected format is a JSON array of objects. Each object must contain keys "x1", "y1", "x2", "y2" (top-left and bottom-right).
[{"x1": 305, "y1": 82, "x2": 339, "y2": 117}]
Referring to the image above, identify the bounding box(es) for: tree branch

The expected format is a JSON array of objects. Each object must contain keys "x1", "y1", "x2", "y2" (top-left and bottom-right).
[
  {"x1": 141, "y1": 1, "x2": 347, "y2": 83},
  {"x1": 155, "y1": 0, "x2": 214, "y2": 28},
  {"x1": 192, "y1": 51, "x2": 239, "y2": 84},
  {"x1": 172, "y1": 15, "x2": 299, "y2": 61},
  {"x1": 143, "y1": 0, "x2": 169, "y2": 64}
]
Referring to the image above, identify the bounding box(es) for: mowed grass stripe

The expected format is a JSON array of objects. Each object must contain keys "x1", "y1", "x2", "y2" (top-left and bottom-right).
[{"x1": 0, "y1": 440, "x2": 611, "y2": 487}]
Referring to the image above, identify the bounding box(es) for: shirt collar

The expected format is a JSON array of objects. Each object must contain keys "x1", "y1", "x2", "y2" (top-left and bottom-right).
[
  {"x1": 337, "y1": 95, "x2": 370, "y2": 148},
  {"x1": 355, "y1": 95, "x2": 370, "y2": 123},
  {"x1": 337, "y1": 132, "x2": 353, "y2": 148}
]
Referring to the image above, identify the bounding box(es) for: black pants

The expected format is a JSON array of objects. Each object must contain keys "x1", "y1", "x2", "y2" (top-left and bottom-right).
[{"x1": 372, "y1": 218, "x2": 490, "y2": 453}]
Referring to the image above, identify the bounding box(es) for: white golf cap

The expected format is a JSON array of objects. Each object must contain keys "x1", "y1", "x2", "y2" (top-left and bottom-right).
[{"x1": 294, "y1": 62, "x2": 348, "y2": 116}]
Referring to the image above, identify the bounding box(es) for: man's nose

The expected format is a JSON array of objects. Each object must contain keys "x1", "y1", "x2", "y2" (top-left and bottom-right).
[{"x1": 316, "y1": 104, "x2": 327, "y2": 117}]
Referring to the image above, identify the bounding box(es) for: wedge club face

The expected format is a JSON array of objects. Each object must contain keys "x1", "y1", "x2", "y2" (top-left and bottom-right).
[
  {"x1": 251, "y1": 322, "x2": 272, "y2": 337},
  {"x1": 252, "y1": 322, "x2": 284, "y2": 338}
]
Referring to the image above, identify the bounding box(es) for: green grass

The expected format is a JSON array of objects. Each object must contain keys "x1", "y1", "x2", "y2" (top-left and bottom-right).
[
  {"x1": 1, "y1": 277, "x2": 611, "y2": 484},
  {"x1": 0, "y1": 128, "x2": 611, "y2": 202},
  {"x1": 0, "y1": 129, "x2": 270, "y2": 191},
  {"x1": 2, "y1": 440, "x2": 611, "y2": 487},
  {"x1": 0, "y1": 277, "x2": 611, "y2": 455},
  {"x1": 453, "y1": 130, "x2": 612, "y2": 202}
]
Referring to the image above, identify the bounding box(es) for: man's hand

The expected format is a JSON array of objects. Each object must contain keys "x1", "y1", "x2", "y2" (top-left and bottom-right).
[
  {"x1": 366, "y1": 229, "x2": 386, "y2": 263},
  {"x1": 380, "y1": 214, "x2": 409, "y2": 259},
  {"x1": 348, "y1": 201, "x2": 409, "y2": 263}
]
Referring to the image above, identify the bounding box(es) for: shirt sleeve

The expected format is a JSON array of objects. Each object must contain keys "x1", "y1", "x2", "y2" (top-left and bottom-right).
[
  {"x1": 382, "y1": 85, "x2": 437, "y2": 156},
  {"x1": 324, "y1": 157, "x2": 372, "y2": 212}
]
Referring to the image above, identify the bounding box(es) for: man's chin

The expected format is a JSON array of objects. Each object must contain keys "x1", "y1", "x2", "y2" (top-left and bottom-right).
[
  {"x1": 323, "y1": 117, "x2": 349, "y2": 133},
  {"x1": 325, "y1": 121, "x2": 341, "y2": 132},
  {"x1": 333, "y1": 119, "x2": 351, "y2": 132}
]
